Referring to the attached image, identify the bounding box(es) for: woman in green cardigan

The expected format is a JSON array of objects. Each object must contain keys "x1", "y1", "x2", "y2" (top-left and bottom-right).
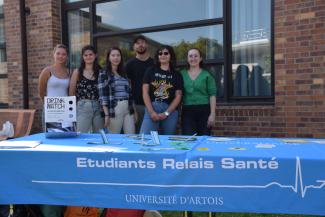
[{"x1": 181, "y1": 48, "x2": 217, "y2": 135}]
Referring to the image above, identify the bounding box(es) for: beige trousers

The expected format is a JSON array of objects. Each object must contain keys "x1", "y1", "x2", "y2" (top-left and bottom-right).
[{"x1": 108, "y1": 100, "x2": 135, "y2": 134}]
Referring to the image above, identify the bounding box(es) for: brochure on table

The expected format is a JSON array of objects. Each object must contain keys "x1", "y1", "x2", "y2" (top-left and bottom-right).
[{"x1": 44, "y1": 96, "x2": 77, "y2": 138}]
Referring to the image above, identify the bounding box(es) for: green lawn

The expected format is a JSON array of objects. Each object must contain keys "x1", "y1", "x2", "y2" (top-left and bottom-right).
[{"x1": 159, "y1": 211, "x2": 323, "y2": 217}]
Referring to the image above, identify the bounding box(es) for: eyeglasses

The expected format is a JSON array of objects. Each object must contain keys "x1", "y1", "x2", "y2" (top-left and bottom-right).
[{"x1": 158, "y1": 51, "x2": 169, "y2": 56}]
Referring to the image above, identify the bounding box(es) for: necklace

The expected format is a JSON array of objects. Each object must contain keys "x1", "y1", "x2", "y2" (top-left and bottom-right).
[{"x1": 83, "y1": 70, "x2": 95, "y2": 80}]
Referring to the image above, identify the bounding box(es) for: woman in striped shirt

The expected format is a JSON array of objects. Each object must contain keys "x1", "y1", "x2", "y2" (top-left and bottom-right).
[{"x1": 98, "y1": 47, "x2": 136, "y2": 134}]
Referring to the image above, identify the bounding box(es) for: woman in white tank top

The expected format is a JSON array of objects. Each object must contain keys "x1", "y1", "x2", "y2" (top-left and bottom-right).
[
  {"x1": 37, "y1": 44, "x2": 69, "y2": 217},
  {"x1": 38, "y1": 44, "x2": 70, "y2": 101}
]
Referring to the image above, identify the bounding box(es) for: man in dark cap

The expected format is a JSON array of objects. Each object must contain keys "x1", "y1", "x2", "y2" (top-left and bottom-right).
[{"x1": 125, "y1": 35, "x2": 154, "y2": 133}]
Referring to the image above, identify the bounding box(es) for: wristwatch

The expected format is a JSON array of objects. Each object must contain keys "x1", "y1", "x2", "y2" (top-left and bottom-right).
[{"x1": 164, "y1": 111, "x2": 170, "y2": 117}]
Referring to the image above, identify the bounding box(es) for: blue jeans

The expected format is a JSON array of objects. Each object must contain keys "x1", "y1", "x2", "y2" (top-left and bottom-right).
[{"x1": 140, "y1": 101, "x2": 178, "y2": 135}]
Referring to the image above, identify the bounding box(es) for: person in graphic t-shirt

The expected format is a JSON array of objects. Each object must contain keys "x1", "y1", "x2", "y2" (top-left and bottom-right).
[
  {"x1": 125, "y1": 36, "x2": 154, "y2": 133},
  {"x1": 140, "y1": 45, "x2": 183, "y2": 135}
]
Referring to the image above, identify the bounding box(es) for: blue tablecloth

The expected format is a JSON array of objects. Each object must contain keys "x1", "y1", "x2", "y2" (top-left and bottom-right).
[{"x1": 0, "y1": 133, "x2": 325, "y2": 215}]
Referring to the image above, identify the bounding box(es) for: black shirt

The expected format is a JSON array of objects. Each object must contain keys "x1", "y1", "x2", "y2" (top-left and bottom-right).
[
  {"x1": 143, "y1": 66, "x2": 183, "y2": 104},
  {"x1": 125, "y1": 57, "x2": 154, "y2": 105},
  {"x1": 76, "y1": 75, "x2": 99, "y2": 101}
]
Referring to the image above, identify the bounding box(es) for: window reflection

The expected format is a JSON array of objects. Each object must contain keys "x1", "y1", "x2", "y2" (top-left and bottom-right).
[
  {"x1": 0, "y1": 78, "x2": 7, "y2": 104},
  {"x1": 96, "y1": 0, "x2": 222, "y2": 31},
  {"x1": 96, "y1": 25, "x2": 223, "y2": 66},
  {"x1": 67, "y1": 8, "x2": 90, "y2": 70},
  {"x1": 0, "y1": 19, "x2": 5, "y2": 44},
  {"x1": 0, "y1": 0, "x2": 3, "y2": 14},
  {"x1": 0, "y1": 0, "x2": 7, "y2": 106},
  {"x1": 207, "y1": 65, "x2": 224, "y2": 98},
  {"x1": 0, "y1": 49, "x2": 6, "y2": 63},
  {"x1": 232, "y1": 0, "x2": 271, "y2": 97}
]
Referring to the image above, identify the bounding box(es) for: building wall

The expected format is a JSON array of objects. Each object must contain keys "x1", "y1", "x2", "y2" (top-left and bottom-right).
[
  {"x1": 275, "y1": 0, "x2": 325, "y2": 137},
  {"x1": 3, "y1": 0, "x2": 325, "y2": 137},
  {"x1": 4, "y1": 0, "x2": 62, "y2": 130},
  {"x1": 4, "y1": 0, "x2": 24, "y2": 108},
  {"x1": 25, "y1": 0, "x2": 62, "y2": 128},
  {"x1": 213, "y1": 0, "x2": 325, "y2": 138}
]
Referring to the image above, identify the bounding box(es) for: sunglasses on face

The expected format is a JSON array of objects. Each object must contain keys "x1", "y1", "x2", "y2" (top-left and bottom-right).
[{"x1": 158, "y1": 51, "x2": 170, "y2": 56}]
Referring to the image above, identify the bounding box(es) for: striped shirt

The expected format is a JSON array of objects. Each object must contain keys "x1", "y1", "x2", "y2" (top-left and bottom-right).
[
  {"x1": 113, "y1": 74, "x2": 129, "y2": 100},
  {"x1": 98, "y1": 69, "x2": 134, "y2": 117}
]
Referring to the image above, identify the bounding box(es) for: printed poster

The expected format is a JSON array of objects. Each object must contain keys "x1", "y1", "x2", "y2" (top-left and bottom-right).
[{"x1": 44, "y1": 96, "x2": 77, "y2": 138}]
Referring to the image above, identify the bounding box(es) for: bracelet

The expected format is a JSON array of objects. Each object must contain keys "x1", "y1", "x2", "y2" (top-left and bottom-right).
[{"x1": 104, "y1": 114, "x2": 109, "y2": 117}]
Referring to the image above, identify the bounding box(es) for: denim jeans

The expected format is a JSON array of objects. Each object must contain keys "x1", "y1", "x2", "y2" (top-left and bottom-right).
[
  {"x1": 77, "y1": 99, "x2": 104, "y2": 133},
  {"x1": 140, "y1": 101, "x2": 178, "y2": 135}
]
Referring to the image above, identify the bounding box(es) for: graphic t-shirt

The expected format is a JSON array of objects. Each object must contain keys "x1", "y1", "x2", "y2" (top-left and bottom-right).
[{"x1": 143, "y1": 67, "x2": 183, "y2": 104}]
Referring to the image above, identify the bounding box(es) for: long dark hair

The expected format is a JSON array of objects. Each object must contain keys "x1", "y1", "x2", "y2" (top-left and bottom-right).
[
  {"x1": 78, "y1": 45, "x2": 101, "y2": 80},
  {"x1": 154, "y1": 45, "x2": 177, "y2": 72},
  {"x1": 105, "y1": 47, "x2": 126, "y2": 78},
  {"x1": 186, "y1": 48, "x2": 205, "y2": 69}
]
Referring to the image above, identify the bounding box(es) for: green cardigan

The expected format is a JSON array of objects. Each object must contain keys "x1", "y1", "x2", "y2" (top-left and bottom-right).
[{"x1": 181, "y1": 69, "x2": 216, "y2": 106}]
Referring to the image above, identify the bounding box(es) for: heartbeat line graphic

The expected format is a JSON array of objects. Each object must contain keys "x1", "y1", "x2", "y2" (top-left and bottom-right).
[
  {"x1": 32, "y1": 157, "x2": 325, "y2": 198},
  {"x1": 266, "y1": 157, "x2": 325, "y2": 198}
]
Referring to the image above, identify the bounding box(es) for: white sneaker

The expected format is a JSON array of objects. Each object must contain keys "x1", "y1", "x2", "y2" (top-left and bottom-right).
[
  {"x1": 1, "y1": 121, "x2": 14, "y2": 138},
  {"x1": 143, "y1": 210, "x2": 162, "y2": 217}
]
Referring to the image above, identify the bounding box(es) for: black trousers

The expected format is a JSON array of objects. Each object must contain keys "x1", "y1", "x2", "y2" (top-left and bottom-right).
[{"x1": 181, "y1": 104, "x2": 211, "y2": 136}]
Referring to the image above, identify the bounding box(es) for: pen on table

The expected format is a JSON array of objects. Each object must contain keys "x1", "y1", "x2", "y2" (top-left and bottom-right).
[
  {"x1": 0, "y1": 146, "x2": 33, "y2": 149},
  {"x1": 185, "y1": 133, "x2": 197, "y2": 142}
]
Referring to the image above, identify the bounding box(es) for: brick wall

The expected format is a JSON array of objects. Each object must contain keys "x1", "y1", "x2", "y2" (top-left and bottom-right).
[
  {"x1": 213, "y1": 0, "x2": 325, "y2": 138},
  {"x1": 3, "y1": 0, "x2": 62, "y2": 131},
  {"x1": 274, "y1": 0, "x2": 325, "y2": 138},
  {"x1": 4, "y1": 0, "x2": 24, "y2": 108},
  {"x1": 26, "y1": 0, "x2": 62, "y2": 131}
]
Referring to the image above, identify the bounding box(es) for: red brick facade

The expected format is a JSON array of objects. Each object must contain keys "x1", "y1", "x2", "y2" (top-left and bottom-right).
[
  {"x1": 4, "y1": 0, "x2": 62, "y2": 130},
  {"x1": 4, "y1": 1, "x2": 24, "y2": 108},
  {"x1": 3, "y1": 0, "x2": 325, "y2": 137},
  {"x1": 26, "y1": 0, "x2": 62, "y2": 128}
]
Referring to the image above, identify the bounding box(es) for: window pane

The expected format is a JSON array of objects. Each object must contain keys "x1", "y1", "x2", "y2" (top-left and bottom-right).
[
  {"x1": 0, "y1": 50, "x2": 6, "y2": 66},
  {"x1": 232, "y1": 0, "x2": 271, "y2": 97},
  {"x1": 0, "y1": 0, "x2": 3, "y2": 14},
  {"x1": 67, "y1": 8, "x2": 90, "y2": 70},
  {"x1": 96, "y1": 0, "x2": 222, "y2": 32},
  {"x1": 97, "y1": 25, "x2": 223, "y2": 66},
  {"x1": 207, "y1": 65, "x2": 224, "y2": 98},
  {"x1": 0, "y1": 0, "x2": 6, "y2": 106},
  {"x1": 0, "y1": 19, "x2": 5, "y2": 44},
  {"x1": 0, "y1": 78, "x2": 7, "y2": 104}
]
